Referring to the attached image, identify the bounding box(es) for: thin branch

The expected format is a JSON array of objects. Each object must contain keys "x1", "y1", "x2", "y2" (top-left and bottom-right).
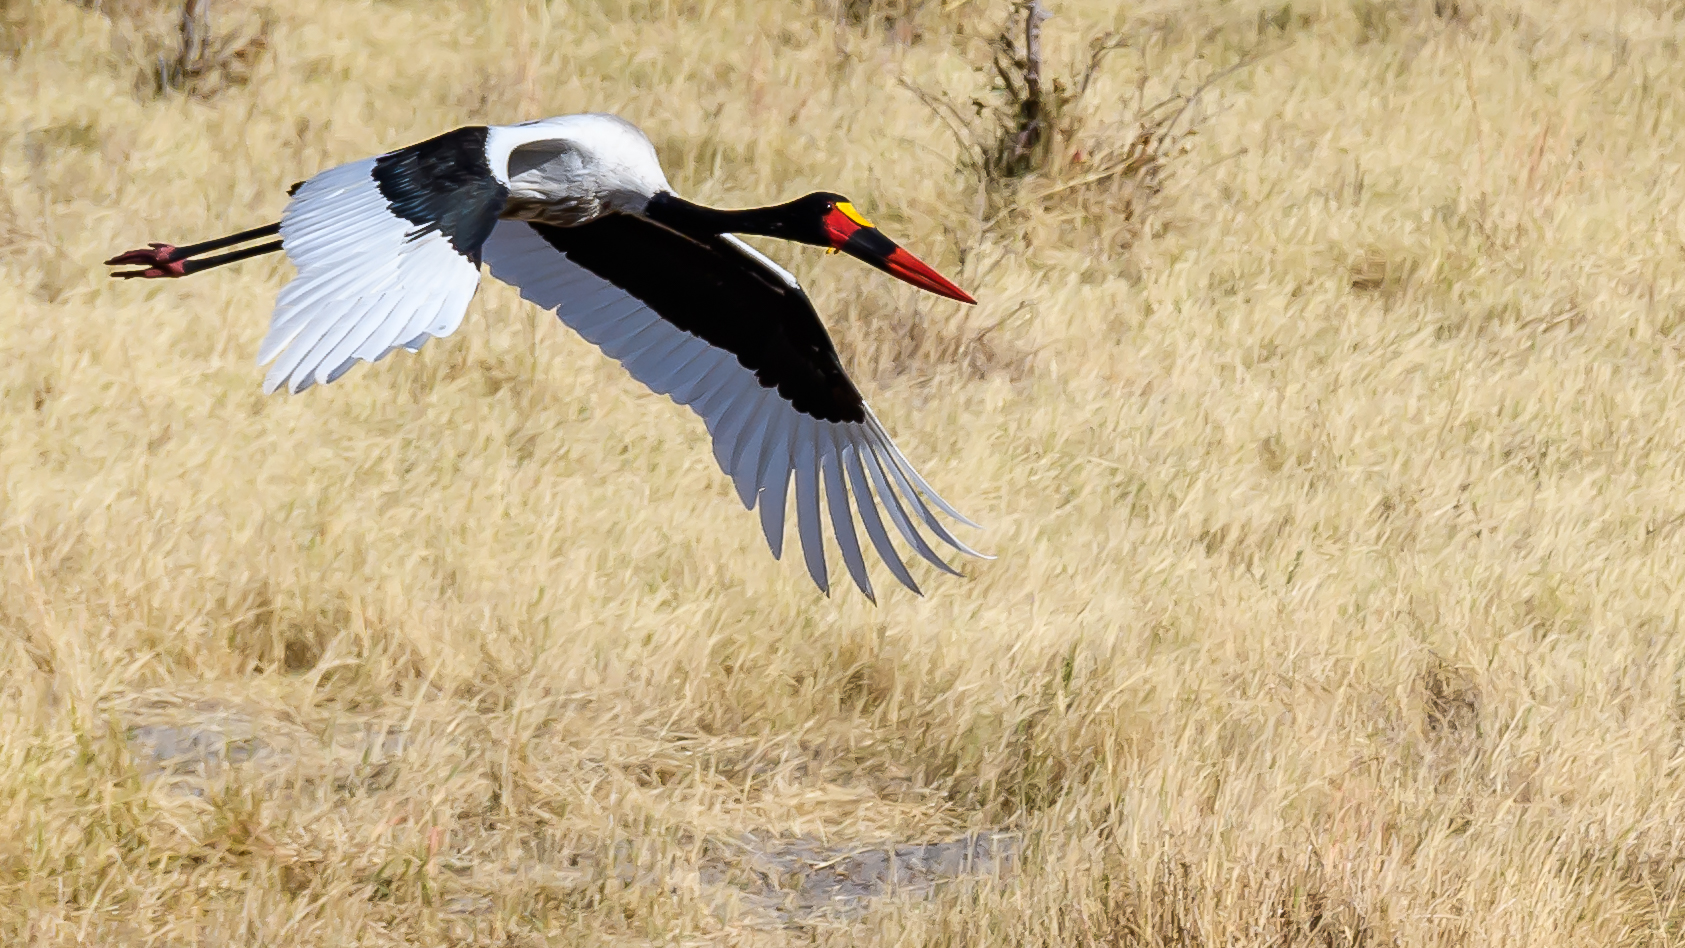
[
  {"x1": 1074, "y1": 32, "x2": 1127, "y2": 101},
  {"x1": 1022, "y1": 0, "x2": 1047, "y2": 104},
  {"x1": 1010, "y1": 1, "x2": 1050, "y2": 162},
  {"x1": 1149, "y1": 53, "x2": 1263, "y2": 151},
  {"x1": 896, "y1": 77, "x2": 975, "y2": 153}
]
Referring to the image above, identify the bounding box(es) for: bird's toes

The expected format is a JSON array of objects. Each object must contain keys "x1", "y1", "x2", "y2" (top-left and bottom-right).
[
  {"x1": 109, "y1": 261, "x2": 188, "y2": 279},
  {"x1": 103, "y1": 244, "x2": 178, "y2": 268}
]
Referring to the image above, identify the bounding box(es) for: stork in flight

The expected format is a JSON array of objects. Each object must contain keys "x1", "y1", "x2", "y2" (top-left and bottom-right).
[{"x1": 105, "y1": 114, "x2": 987, "y2": 601}]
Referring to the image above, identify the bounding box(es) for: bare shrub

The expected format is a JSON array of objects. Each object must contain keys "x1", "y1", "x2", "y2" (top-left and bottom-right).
[
  {"x1": 907, "y1": 1, "x2": 1254, "y2": 245},
  {"x1": 148, "y1": 0, "x2": 270, "y2": 97},
  {"x1": 904, "y1": 1, "x2": 1121, "y2": 192},
  {"x1": 975, "y1": 0, "x2": 1083, "y2": 183},
  {"x1": 89, "y1": 0, "x2": 271, "y2": 98}
]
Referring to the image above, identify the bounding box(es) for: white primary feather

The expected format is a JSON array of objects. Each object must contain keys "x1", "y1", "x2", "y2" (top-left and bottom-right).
[
  {"x1": 843, "y1": 437, "x2": 920, "y2": 594},
  {"x1": 861, "y1": 438, "x2": 961, "y2": 577},
  {"x1": 728, "y1": 396, "x2": 781, "y2": 508},
  {"x1": 756, "y1": 416, "x2": 795, "y2": 560},
  {"x1": 792, "y1": 419, "x2": 828, "y2": 593},
  {"x1": 822, "y1": 426, "x2": 873, "y2": 602}
]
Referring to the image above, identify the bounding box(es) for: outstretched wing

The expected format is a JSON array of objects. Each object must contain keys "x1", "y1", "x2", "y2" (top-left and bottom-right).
[
  {"x1": 259, "y1": 126, "x2": 508, "y2": 393},
  {"x1": 481, "y1": 217, "x2": 985, "y2": 600}
]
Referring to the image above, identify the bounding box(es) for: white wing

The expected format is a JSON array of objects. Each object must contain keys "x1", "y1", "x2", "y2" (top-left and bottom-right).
[
  {"x1": 482, "y1": 219, "x2": 985, "y2": 599},
  {"x1": 255, "y1": 116, "x2": 667, "y2": 396},
  {"x1": 258, "y1": 158, "x2": 486, "y2": 394}
]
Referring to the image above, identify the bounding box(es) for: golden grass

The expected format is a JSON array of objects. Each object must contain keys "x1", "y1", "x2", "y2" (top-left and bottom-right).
[{"x1": 7, "y1": 0, "x2": 1685, "y2": 942}]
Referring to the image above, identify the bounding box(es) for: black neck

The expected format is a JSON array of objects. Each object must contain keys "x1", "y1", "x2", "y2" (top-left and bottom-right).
[{"x1": 645, "y1": 192, "x2": 820, "y2": 245}]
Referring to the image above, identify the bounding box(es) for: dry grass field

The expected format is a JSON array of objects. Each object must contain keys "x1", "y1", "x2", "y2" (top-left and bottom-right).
[{"x1": 6, "y1": 0, "x2": 1685, "y2": 943}]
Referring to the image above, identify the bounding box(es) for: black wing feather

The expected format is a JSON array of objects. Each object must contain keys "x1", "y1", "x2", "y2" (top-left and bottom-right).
[
  {"x1": 529, "y1": 216, "x2": 867, "y2": 424},
  {"x1": 371, "y1": 125, "x2": 509, "y2": 264}
]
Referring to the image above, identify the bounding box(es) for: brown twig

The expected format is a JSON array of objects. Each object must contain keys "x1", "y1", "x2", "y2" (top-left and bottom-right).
[{"x1": 1010, "y1": 1, "x2": 1049, "y2": 163}]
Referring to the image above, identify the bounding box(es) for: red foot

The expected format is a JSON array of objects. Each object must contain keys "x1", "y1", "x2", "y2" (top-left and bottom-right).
[{"x1": 105, "y1": 243, "x2": 188, "y2": 279}]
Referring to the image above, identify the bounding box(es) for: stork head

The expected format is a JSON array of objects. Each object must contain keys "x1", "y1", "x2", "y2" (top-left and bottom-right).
[
  {"x1": 644, "y1": 190, "x2": 977, "y2": 304},
  {"x1": 773, "y1": 192, "x2": 977, "y2": 304}
]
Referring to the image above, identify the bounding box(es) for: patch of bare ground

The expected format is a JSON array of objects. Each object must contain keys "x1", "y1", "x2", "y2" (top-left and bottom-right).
[{"x1": 104, "y1": 692, "x2": 1016, "y2": 933}]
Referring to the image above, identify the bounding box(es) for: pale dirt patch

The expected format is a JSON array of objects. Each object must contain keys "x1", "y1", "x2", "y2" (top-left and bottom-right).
[{"x1": 114, "y1": 694, "x2": 1016, "y2": 930}]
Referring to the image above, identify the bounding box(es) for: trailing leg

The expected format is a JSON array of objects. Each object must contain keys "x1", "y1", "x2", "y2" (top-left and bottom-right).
[{"x1": 106, "y1": 221, "x2": 283, "y2": 279}]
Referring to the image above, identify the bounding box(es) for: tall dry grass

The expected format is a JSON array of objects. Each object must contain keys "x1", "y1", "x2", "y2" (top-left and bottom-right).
[{"x1": 6, "y1": 0, "x2": 1685, "y2": 943}]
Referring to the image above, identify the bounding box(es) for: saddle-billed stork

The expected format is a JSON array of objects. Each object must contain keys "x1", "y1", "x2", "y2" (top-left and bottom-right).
[{"x1": 105, "y1": 114, "x2": 986, "y2": 600}]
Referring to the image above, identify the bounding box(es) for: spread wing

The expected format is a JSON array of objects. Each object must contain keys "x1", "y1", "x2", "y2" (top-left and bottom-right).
[
  {"x1": 481, "y1": 217, "x2": 985, "y2": 600},
  {"x1": 258, "y1": 126, "x2": 508, "y2": 393}
]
